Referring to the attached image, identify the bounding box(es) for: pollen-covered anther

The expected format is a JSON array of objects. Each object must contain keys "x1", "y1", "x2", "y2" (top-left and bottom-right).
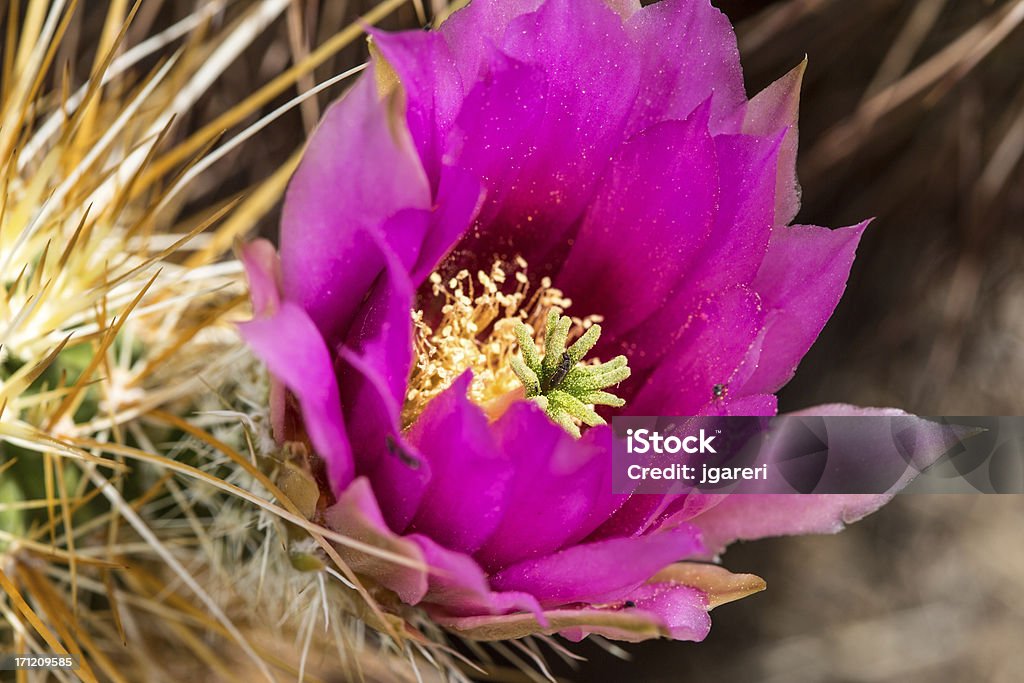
[
  {"x1": 404, "y1": 258, "x2": 601, "y2": 427},
  {"x1": 511, "y1": 310, "x2": 630, "y2": 437}
]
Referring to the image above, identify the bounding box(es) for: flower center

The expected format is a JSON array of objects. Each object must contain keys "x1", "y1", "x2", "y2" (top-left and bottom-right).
[
  {"x1": 404, "y1": 258, "x2": 626, "y2": 435},
  {"x1": 510, "y1": 310, "x2": 629, "y2": 437}
]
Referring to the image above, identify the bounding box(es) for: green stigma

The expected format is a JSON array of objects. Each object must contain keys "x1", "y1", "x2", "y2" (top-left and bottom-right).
[{"x1": 510, "y1": 310, "x2": 631, "y2": 437}]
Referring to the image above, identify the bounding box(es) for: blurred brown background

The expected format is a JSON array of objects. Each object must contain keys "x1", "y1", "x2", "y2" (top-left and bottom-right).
[{"x1": 28, "y1": 0, "x2": 1024, "y2": 680}]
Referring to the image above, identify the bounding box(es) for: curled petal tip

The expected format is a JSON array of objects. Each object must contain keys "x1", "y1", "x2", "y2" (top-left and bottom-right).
[{"x1": 652, "y1": 562, "x2": 767, "y2": 610}]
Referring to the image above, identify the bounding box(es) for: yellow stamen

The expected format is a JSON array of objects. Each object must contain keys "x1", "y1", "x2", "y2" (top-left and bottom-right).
[{"x1": 403, "y1": 258, "x2": 601, "y2": 427}]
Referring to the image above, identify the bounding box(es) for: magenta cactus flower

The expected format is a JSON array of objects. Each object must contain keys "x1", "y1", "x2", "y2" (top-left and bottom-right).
[{"x1": 240, "y1": 0, "x2": 950, "y2": 643}]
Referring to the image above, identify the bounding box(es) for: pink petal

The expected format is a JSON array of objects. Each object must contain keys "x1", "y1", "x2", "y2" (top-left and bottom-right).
[
  {"x1": 563, "y1": 582, "x2": 711, "y2": 642},
  {"x1": 335, "y1": 228, "x2": 421, "y2": 510},
  {"x1": 475, "y1": 404, "x2": 625, "y2": 571},
  {"x1": 625, "y1": 0, "x2": 746, "y2": 135},
  {"x1": 607, "y1": 130, "x2": 780, "y2": 376},
  {"x1": 405, "y1": 373, "x2": 513, "y2": 553},
  {"x1": 448, "y1": 0, "x2": 642, "y2": 271},
  {"x1": 690, "y1": 405, "x2": 969, "y2": 555},
  {"x1": 239, "y1": 240, "x2": 286, "y2": 441},
  {"x1": 630, "y1": 285, "x2": 765, "y2": 416},
  {"x1": 322, "y1": 478, "x2": 428, "y2": 605},
  {"x1": 325, "y1": 481, "x2": 543, "y2": 619},
  {"x1": 744, "y1": 222, "x2": 869, "y2": 394},
  {"x1": 238, "y1": 302, "x2": 353, "y2": 489},
  {"x1": 369, "y1": 29, "x2": 465, "y2": 187},
  {"x1": 411, "y1": 535, "x2": 543, "y2": 620},
  {"x1": 491, "y1": 524, "x2": 704, "y2": 607},
  {"x1": 742, "y1": 60, "x2": 807, "y2": 227},
  {"x1": 240, "y1": 239, "x2": 281, "y2": 317},
  {"x1": 678, "y1": 132, "x2": 782, "y2": 312},
  {"x1": 439, "y1": 0, "x2": 545, "y2": 85},
  {"x1": 279, "y1": 67, "x2": 431, "y2": 347},
  {"x1": 559, "y1": 107, "x2": 719, "y2": 341},
  {"x1": 411, "y1": 165, "x2": 485, "y2": 282}
]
